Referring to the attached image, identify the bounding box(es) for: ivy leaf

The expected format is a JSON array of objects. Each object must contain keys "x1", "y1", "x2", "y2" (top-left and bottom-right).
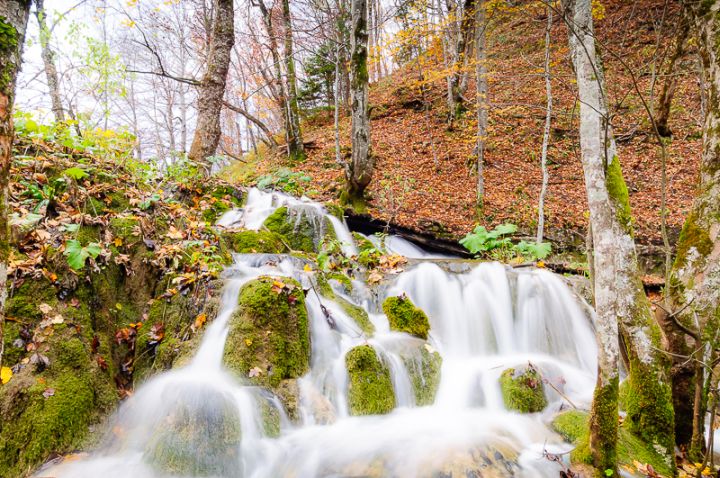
[
  {"x1": 84, "y1": 242, "x2": 103, "y2": 259},
  {"x1": 63, "y1": 167, "x2": 89, "y2": 180}
]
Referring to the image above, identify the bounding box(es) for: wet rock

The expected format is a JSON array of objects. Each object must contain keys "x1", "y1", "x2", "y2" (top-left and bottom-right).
[
  {"x1": 346, "y1": 345, "x2": 395, "y2": 415},
  {"x1": 263, "y1": 205, "x2": 336, "y2": 253},
  {"x1": 223, "y1": 277, "x2": 310, "y2": 388},
  {"x1": 382, "y1": 295, "x2": 431, "y2": 339},
  {"x1": 403, "y1": 343, "x2": 442, "y2": 406},
  {"x1": 499, "y1": 365, "x2": 547, "y2": 413}
]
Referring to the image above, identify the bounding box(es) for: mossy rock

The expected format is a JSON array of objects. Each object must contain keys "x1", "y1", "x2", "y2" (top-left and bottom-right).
[
  {"x1": 263, "y1": 206, "x2": 335, "y2": 253},
  {"x1": 499, "y1": 366, "x2": 547, "y2": 413},
  {"x1": 223, "y1": 277, "x2": 310, "y2": 388},
  {"x1": 551, "y1": 410, "x2": 674, "y2": 477},
  {"x1": 316, "y1": 273, "x2": 374, "y2": 335},
  {"x1": 404, "y1": 345, "x2": 442, "y2": 406},
  {"x1": 0, "y1": 335, "x2": 116, "y2": 477},
  {"x1": 345, "y1": 345, "x2": 395, "y2": 416},
  {"x1": 109, "y1": 216, "x2": 140, "y2": 243},
  {"x1": 382, "y1": 295, "x2": 430, "y2": 339},
  {"x1": 144, "y1": 386, "x2": 242, "y2": 476},
  {"x1": 222, "y1": 229, "x2": 288, "y2": 254}
]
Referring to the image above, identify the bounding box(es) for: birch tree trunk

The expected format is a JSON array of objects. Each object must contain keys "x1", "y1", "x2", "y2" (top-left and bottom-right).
[
  {"x1": 34, "y1": 0, "x2": 64, "y2": 122},
  {"x1": 564, "y1": 0, "x2": 675, "y2": 472},
  {"x1": 670, "y1": 0, "x2": 720, "y2": 458},
  {"x1": 281, "y1": 0, "x2": 304, "y2": 161},
  {"x1": 536, "y1": 7, "x2": 552, "y2": 243},
  {"x1": 0, "y1": 0, "x2": 32, "y2": 371},
  {"x1": 474, "y1": 0, "x2": 486, "y2": 209},
  {"x1": 188, "y1": 0, "x2": 235, "y2": 171},
  {"x1": 345, "y1": 0, "x2": 372, "y2": 204}
]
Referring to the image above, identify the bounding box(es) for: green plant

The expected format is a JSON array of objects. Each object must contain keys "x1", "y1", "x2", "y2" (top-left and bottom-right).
[
  {"x1": 64, "y1": 240, "x2": 103, "y2": 270},
  {"x1": 460, "y1": 223, "x2": 517, "y2": 255},
  {"x1": 460, "y1": 224, "x2": 553, "y2": 262},
  {"x1": 256, "y1": 168, "x2": 311, "y2": 196},
  {"x1": 514, "y1": 240, "x2": 552, "y2": 261}
]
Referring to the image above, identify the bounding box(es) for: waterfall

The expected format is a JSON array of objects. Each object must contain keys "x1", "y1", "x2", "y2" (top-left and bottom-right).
[{"x1": 40, "y1": 188, "x2": 598, "y2": 478}]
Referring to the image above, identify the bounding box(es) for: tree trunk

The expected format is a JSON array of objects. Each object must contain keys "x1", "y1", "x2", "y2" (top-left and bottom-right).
[
  {"x1": 0, "y1": 0, "x2": 32, "y2": 371},
  {"x1": 448, "y1": 0, "x2": 474, "y2": 122},
  {"x1": 671, "y1": 0, "x2": 720, "y2": 458},
  {"x1": 564, "y1": 0, "x2": 675, "y2": 473},
  {"x1": 655, "y1": 17, "x2": 689, "y2": 138},
  {"x1": 345, "y1": 0, "x2": 372, "y2": 203},
  {"x1": 281, "y1": 0, "x2": 304, "y2": 161},
  {"x1": 34, "y1": 0, "x2": 64, "y2": 122},
  {"x1": 536, "y1": 6, "x2": 552, "y2": 243},
  {"x1": 188, "y1": 0, "x2": 235, "y2": 170},
  {"x1": 474, "y1": 0, "x2": 486, "y2": 209}
]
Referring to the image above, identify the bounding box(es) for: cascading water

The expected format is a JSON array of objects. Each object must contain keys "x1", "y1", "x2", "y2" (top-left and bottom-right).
[{"x1": 39, "y1": 188, "x2": 598, "y2": 478}]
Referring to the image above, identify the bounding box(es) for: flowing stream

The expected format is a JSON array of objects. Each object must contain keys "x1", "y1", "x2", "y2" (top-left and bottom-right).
[{"x1": 39, "y1": 189, "x2": 598, "y2": 478}]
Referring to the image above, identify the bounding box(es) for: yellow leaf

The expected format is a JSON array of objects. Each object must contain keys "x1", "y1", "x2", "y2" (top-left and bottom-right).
[
  {"x1": 245, "y1": 338, "x2": 253, "y2": 346},
  {"x1": 1, "y1": 366, "x2": 12, "y2": 384},
  {"x1": 114, "y1": 237, "x2": 123, "y2": 247},
  {"x1": 536, "y1": 261, "x2": 546, "y2": 268},
  {"x1": 303, "y1": 264, "x2": 313, "y2": 272}
]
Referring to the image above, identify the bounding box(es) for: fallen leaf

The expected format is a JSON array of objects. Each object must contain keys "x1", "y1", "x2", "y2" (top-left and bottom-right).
[
  {"x1": 43, "y1": 388, "x2": 55, "y2": 398},
  {"x1": 0, "y1": 366, "x2": 12, "y2": 384},
  {"x1": 249, "y1": 366, "x2": 263, "y2": 378}
]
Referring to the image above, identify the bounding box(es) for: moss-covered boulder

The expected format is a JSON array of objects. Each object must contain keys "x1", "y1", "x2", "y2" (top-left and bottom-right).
[
  {"x1": 222, "y1": 229, "x2": 288, "y2": 254},
  {"x1": 382, "y1": 295, "x2": 430, "y2": 339},
  {"x1": 223, "y1": 277, "x2": 310, "y2": 388},
  {"x1": 404, "y1": 345, "x2": 442, "y2": 406},
  {"x1": 263, "y1": 206, "x2": 335, "y2": 253},
  {"x1": 144, "y1": 387, "x2": 242, "y2": 476},
  {"x1": 552, "y1": 410, "x2": 674, "y2": 477},
  {"x1": 0, "y1": 336, "x2": 117, "y2": 477},
  {"x1": 499, "y1": 366, "x2": 547, "y2": 413},
  {"x1": 345, "y1": 345, "x2": 395, "y2": 416},
  {"x1": 316, "y1": 273, "x2": 374, "y2": 335}
]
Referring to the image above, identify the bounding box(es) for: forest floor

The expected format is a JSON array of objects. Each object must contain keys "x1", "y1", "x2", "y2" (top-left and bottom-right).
[{"x1": 231, "y1": 0, "x2": 701, "y2": 252}]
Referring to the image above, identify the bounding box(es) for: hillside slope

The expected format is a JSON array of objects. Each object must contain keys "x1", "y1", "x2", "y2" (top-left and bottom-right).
[{"x1": 234, "y1": 0, "x2": 701, "y2": 252}]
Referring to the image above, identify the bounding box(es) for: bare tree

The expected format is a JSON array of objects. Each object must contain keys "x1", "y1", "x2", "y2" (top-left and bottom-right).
[
  {"x1": 188, "y1": 0, "x2": 235, "y2": 169},
  {"x1": 474, "y1": 0, "x2": 486, "y2": 209},
  {"x1": 536, "y1": 6, "x2": 552, "y2": 242},
  {"x1": 281, "y1": 0, "x2": 304, "y2": 160},
  {"x1": 345, "y1": 0, "x2": 372, "y2": 204},
  {"x1": 562, "y1": 0, "x2": 675, "y2": 472},
  {"x1": 0, "y1": 0, "x2": 32, "y2": 370},
  {"x1": 34, "y1": 0, "x2": 64, "y2": 122}
]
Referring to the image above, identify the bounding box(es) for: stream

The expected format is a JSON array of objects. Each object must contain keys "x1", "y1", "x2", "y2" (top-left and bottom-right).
[{"x1": 38, "y1": 189, "x2": 598, "y2": 478}]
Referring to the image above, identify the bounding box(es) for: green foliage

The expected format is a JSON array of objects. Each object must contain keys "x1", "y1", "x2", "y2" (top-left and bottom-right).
[
  {"x1": 64, "y1": 240, "x2": 103, "y2": 270},
  {"x1": 299, "y1": 41, "x2": 336, "y2": 108},
  {"x1": 460, "y1": 223, "x2": 552, "y2": 261},
  {"x1": 63, "y1": 167, "x2": 89, "y2": 180},
  {"x1": 460, "y1": 223, "x2": 517, "y2": 255},
  {"x1": 256, "y1": 168, "x2": 312, "y2": 196}
]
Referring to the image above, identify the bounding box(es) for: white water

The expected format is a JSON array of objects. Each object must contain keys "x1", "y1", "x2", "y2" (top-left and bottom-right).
[{"x1": 39, "y1": 188, "x2": 598, "y2": 478}]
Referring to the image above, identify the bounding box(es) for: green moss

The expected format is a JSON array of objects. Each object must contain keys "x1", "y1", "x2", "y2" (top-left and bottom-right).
[
  {"x1": 623, "y1": 357, "x2": 675, "y2": 461},
  {"x1": 258, "y1": 395, "x2": 281, "y2": 438},
  {"x1": 382, "y1": 296, "x2": 430, "y2": 339},
  {"x1": 222, "y1": 230, "x2": 288, "y2": 254},
  {"x1": 499, "y1": 366, "x2": 547, "y2": 413},
  {"x1": 339, "y1": 190, "x2": 368, "y2": 214},
  {"x1": 345, "y1": 345, "x2": 395, "y2": 415},
  {"x1": 109, "y1": 216, "x2": 140, "y2": 242},
  {"x1": 588, "y1": 378, "x2": 619, "y2": 474},
  {"x1": 404, "y1": 346, "x2": 442, "y2": 406},
  {"x1": 263, "y1": 207, "x2": 332, "y2": 253},
  {"x1": 315, "y1": 274, "x2": 372, "y2": 334},
  {"x1": 326, "y1": 272, "x2": 353, "y2": 293},
  {"x1": 605, "y1": 156, "x2": 634, "y2": 235},
  {"x1": 202, "y1": 200, "x2": 232, "y2": 224},
  {"x1": 673, "y1": 210, "x2": 713, "y2": 269},
  {"x1": 223, "y1": 277, "x2": 310, "y2": 388},
  {"x1": 552, "y1": 410, "x2": 674, "y2": 477},
  {"x1": 77, "y1": 225, "x2": 101, "y2": 245},
  {"x1": 144, "y1": 388, "x2": 241, "y2": 476}
]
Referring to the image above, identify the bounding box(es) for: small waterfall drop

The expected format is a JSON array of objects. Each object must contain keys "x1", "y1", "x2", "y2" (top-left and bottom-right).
[{"x1": 41, "y1": 188, "x2": 598, "y2": 478}]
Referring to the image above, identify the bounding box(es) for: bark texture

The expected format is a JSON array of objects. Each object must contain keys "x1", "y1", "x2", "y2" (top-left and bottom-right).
[
  {"x1": 188, "y1": 0, "x2": 235, "y2": 169},
  {"x1": 669, "y1": 0, "x2": 720, "y2": 457},
  {"x1": 281, "y1": 0, "x2": 303, "y2": 160},
  {"x1": 564, "y1": 0, "x2": 675, "y2": 472},
  {"x1": 474, "y1": 0, "x2": 486, "y2": 208},
  {"x1": 34, "y1": 0, "x2": 64, "y2": 122},
  {"x1": 0, "y1": 1, "x2": 32, "y2": 370},
  {"x1": 346, "y1": 0, "x2": 372, "y2": 200}
]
